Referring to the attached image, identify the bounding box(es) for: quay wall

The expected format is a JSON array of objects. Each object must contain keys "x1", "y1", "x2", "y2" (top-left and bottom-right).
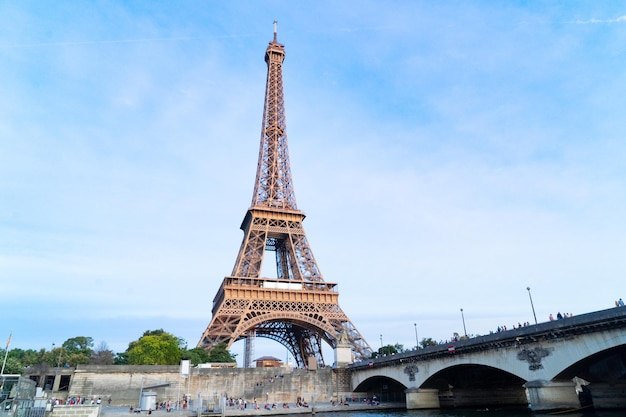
[
  {"x1": 66, "y1": 365, "x2": 337, "y2": 407},
  {"x1": 51, "y1": 405, "x2": 100, "y2": 417}
]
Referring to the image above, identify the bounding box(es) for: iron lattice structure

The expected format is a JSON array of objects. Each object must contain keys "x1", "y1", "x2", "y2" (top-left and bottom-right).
[{"x1": 198, "y1": 27, "x2": 372, "y2": 368}]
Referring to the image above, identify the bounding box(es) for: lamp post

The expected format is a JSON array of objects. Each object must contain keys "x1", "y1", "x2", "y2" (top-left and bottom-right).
[
  {"x1": 527, "y1": 286, "x2": 538, "y2": 325},
  {"x1": 52, "y1": 343, "x2": 59, "y2": 372},
  {"x1": 56, "y1": 346, "x2": 62, "y2": 370},
  {"x1": 51, "y1": 343, "x2": 58, "y2": 392},
  {"x1": 460, "y1": 308, "x2": 467, "y2": 337},
  {"x1": 414, "y1": 323, "x2": 419, "y2": 349}
]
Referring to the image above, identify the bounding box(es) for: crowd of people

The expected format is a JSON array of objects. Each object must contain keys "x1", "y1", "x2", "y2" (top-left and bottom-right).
[
  {"x1": 429, "y1": 310, "x2": 583, "y2": 346},
  {"x1": 48, "y1": 396, "x2": 109, "y2": 406},
  {"x1": 549, "y1": 312, "x2": 574, "y2": 320},
  {"x1": 225, "y1": 395, "x2": 309, "y2": 411}
]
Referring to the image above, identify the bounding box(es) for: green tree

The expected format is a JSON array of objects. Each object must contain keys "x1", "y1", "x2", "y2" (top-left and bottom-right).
[
  {"x1": 6, "y1": 348, "x2": 44, "y2": 372},
  {"x1": 5, "y1": 347, "x2": 61, "y2": 375},
  {"x1": 22, "y1": 348, "x2": 45, "y2": 367},
  {"x1": 182, "y1": 347, "x2": 210, "y2": 365},
  {"x1": 420, "y1": 338, "x2": 438, "y2": 348},
  {"x1": 63, "y1": 337, "x2": 94, "y2": 357},
  {"x1": 126, "y1": 330, "x2": 183, "y2": 365},
  {"x1": 114, "y1": 351, "x2": 128, "y2": 365},
  {"x1": 371, "y1": 343, "x2": 402, "y2": 359},
  {"x1": 206, "y1": 342, "x2": 236, "y2": 363},
  {"x1": 46, "y1": 336, "x2": 93, "y2": 367},
  {"x1": 2, "y1": 356, "x2": 24, "y2": 374},
  {"x1": 45, "y1": 347, "x2": 64, "y2": 367}
]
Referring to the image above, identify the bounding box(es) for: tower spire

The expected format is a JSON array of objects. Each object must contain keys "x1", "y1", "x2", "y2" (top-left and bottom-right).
[
  {"x1": 273, "y1": 20, "x2": 277, "y2": 42},
  {"x1": 251, "y1": 22, "x2": 294, "y2": 210}
]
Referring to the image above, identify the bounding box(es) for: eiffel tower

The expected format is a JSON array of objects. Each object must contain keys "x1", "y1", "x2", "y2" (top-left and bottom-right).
[{"x1": 198, "y1": 25, "x2": 372, "y2": 368}]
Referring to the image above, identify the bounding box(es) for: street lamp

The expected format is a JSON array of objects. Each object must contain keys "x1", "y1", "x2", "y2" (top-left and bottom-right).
[
  {"x1": 51, "y1": 343, "x2": 58, "y2": 392},
  {"x1": 460, "y1": 308, "x2": 467, "y2": 337},
  {"x1": 527, "y1": 286, "x2": 538, "y2": 325},
  {"x1": 56, "y1": 347, "x2": 62, "y2": 369},
  {"x1": 52, "y1": 343, "x2": 58, "y2": 373},
  {"x1": 414, "y1": 323, "x2": 419, "y2": 349}
]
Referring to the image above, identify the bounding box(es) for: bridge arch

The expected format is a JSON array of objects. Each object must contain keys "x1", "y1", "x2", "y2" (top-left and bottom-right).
[
  {"x1": 422, "y1": 363, "x2": 527, "y2": 390},
  {"x1": 552, "y1": 343, "x2": 626, "y2": 382},
  {"x1": 353, "y1": 376, "x2": 407, "y2": 403},
  {"x1": 421, "y1": 364, "x2": 528, "y2": 408}
]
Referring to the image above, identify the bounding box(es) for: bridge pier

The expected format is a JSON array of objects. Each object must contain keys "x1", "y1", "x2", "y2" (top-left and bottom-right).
[
  {"x1": 405, "y1": 388, "x2": 440, "y2": 409},
  {"x1": 524, "y1": 380, "x2": 580, "y2": 412}
]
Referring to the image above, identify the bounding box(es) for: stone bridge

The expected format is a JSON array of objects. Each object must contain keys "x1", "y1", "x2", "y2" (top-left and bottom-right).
[{"x1": 348, "y1": 307, "x2": 626, "y2": 412}]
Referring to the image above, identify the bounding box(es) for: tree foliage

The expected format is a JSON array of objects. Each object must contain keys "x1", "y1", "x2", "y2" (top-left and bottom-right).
[
  {"x1": 46, "y1": 347, "x2": 65, "y2": 367},
  {"x1": 182, "y1": 347, "x2": 210, "y2": 365},
  {"x1": 57, "y1": 336, "x2": 94, "y2": 366},
  {"x1": 3, "y1": 331, "x2": 238, "y2": 371},
  {"x1": 206, "y1": 342, "x2": 237, "y2": 363},
  {"x1": 114, "y1": 351, "x2": 128, "y2": 365},
  {"x1": 371, "y1": 343, "x2": 404, "y2": 359},
  {"x1": 63, "y1": 337, "x2": 94, "y2": 357},
  {"x1": 420, "y1": 338, "x2": 438, "y2": 348},
  {"x1": 7, "y1": 348, "x2": 43, "y2": 369},
  {"x1": 126, "y1": 329, "x2": 183, "y2": 365},
  {"x1": 7, "y1": 336, "x2": 93, "y2": 374},
  {"x1": 2, "y1": 356, "x2": 24, "y2": 374}
]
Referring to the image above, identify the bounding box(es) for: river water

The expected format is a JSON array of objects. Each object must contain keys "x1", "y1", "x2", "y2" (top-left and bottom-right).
[
  {"x1": 298, "y1": 409, "x2": 622, "y2": 417},
  {"x1": 101, "y1": 405, "x2": 624, "y2": 417}
]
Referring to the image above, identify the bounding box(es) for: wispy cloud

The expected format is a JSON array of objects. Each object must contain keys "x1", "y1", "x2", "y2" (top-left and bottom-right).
[{"x1": 571, "y1": 15, "x2": 626, "y2": 24}]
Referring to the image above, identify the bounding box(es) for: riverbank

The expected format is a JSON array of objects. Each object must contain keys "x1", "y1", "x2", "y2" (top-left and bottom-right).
[
  {"x1": 100, "y1": 402, "x2": 406, "y2": 417},
  {"x1": 220, "y1": 402, "x2": 404, "y2": 416}
]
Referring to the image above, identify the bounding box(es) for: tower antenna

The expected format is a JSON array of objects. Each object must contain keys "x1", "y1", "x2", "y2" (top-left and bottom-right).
[{"x1": 273, "y1": 20, "x2": 277, "y2": 42}]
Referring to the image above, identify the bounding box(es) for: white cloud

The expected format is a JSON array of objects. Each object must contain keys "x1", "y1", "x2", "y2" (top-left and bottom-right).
[{"x1": 571, "y1": 15, "x2": 626, "y2": 24}]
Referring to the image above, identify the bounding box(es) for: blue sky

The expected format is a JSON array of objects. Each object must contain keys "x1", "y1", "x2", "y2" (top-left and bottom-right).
[{"x1": 1, "y1": 1, "x2": 625, "y2": 365}]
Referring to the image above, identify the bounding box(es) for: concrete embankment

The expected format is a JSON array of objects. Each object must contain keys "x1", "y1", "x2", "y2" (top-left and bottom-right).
[{"x1": 67, "y1": 365, "x2": 340, "y2": 408}]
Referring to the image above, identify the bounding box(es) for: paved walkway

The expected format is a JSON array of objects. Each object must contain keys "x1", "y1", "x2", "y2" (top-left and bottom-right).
[
  {"x1": 101, "y1": 402, "x2": 405, "y2": 417},
  {"x1": 220, "y1": 402, "x2": 403, "y2": 416}
]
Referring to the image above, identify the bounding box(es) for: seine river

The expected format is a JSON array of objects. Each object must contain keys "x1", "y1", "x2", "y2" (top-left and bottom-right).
[
  {"x1": 102, "y1": 406, "x2": 624, "y2": 417},
  {"x1": 300, "y1": 409, "x2": 622, "y2": 417}
]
